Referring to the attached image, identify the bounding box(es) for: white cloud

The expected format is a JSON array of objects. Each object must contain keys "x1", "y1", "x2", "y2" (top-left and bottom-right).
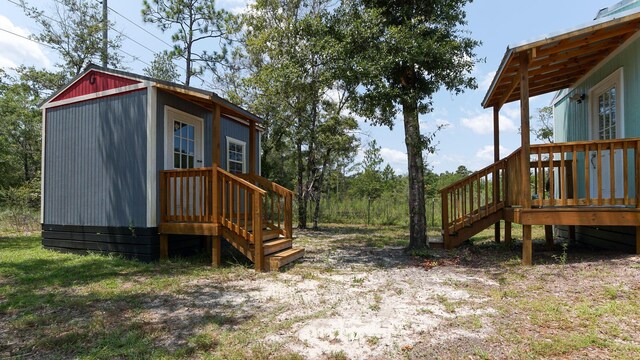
[
  {"x1": 420, "y1": 118, "x2": 453, "y2": 132},
  {"x1": 0, "y1": 15, "x2": 51, "y2": 69},
  {"x1": 475, "y1": 145, "x2": 510, "y2": 163},
  {"x1": 460, "y1": 107, "x2": 518, "y2": 135},
  {"x1": 220, "y1": 0, "x2": 254, "y2": 14},
  {"x1": 380, "y1": 147, "x2": 407, "y2": 173},
  {"x1": 480, "y1": 71, "x2": 496, "y2": 91}
]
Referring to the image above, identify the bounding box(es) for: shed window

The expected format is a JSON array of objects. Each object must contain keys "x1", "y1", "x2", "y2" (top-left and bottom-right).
[
  {"x1": 226, "y1": 137, "x2": 246, "y2": 174},
  {"x1": 173, "y1": 121, "x2": 196, "y2": 169}
]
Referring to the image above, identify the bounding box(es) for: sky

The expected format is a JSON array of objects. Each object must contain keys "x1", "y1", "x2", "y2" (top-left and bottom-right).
[{"x1": 0, "y1": 0, "x2": 617, "y2": 174}]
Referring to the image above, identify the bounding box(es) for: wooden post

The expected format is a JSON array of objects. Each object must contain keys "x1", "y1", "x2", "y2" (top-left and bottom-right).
[
  {"x1": 212, "y1": 104, "x2": 221, "y2": 167},
  {"x1": 249, "y1": 120, "x2": 256, "y2": 176},
  {"x1": 493, "y1": 105, "x2": 501, "y2": 243},
  {"x1": 519, "y1": 51, "x2": 532, "y2": 209},
  {"x1": 505, "y1": 221, "x2": 512, "y2": 244},
  {"x1": 522, "y1": 225, "x2": 532, "y2": 265},
  {"x1": 545, "y1": 225, "x2": 554, "y2": 250},
  {"x1": 441, "y1": 191, "x2": 450, "y2": 249},
  {"x1": 160, "y1": 234, "x2": 168, "y2": 260},
  {"x1": 211, "y1": 236, "x2": 222, "y2": 267},
  {"x1": 284, "y1": 193, "x2": 293, "y2": 238},
  {"x1": 212, "y1": 105, "x2": 221, "y2": 226},
  {"x1": 253, "y1": 192, "x2": 264, "y2": 271}
]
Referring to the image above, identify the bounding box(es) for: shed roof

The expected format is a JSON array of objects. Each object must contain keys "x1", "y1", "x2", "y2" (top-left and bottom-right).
[
  {"x1": 42, "y1": 65, "x2": 263, "y2": 124},
  {"x1": 482, "y1": 6, "x2": 640, "y2": 109}
]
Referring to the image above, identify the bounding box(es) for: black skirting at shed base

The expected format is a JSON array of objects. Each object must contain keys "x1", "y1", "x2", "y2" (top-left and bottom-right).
[{"x1": 42, "y1": 224, "x2": 205, "y2": 262}]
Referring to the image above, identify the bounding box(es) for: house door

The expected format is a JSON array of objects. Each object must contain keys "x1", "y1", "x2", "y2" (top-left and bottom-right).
[
  {"x1": 164, "y1": 107, "x2": 204, "y2": 218},
  {"x1": 589, "y1": 69, "x2": 624, "y2": 201}
]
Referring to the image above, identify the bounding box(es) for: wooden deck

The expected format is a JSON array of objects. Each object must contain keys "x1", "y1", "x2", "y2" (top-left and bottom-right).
[
  {"x1": 157, "y1": 167, "x2": 303, "y2": 271},
  {"x1": 440, "y1": 138, "x2": 640, "y2": 264}
]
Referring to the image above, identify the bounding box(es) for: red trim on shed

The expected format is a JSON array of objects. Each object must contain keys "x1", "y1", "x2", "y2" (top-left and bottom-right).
[{"x1": 52, "y1": 70, "x2": 141, "y2": 101}]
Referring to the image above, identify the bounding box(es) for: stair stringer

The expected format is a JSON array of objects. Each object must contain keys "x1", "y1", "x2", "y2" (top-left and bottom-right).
[{"x1": 444, "y1": 209, "x2": 504, "y2": 249}]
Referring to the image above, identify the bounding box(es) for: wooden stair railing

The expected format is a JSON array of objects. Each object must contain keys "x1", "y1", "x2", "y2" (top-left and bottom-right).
[
  {"x1": 216, "y1": 167, "x2": 267, "y2": 270},
  {"x1": 237, "y1": 173, "x2": 294, "y2": 239},
  {"x1": 160, "y1": 167, "x2": 302, "y2": 271},
  {"x1": 440, "y1": 149, "x2": 520, "y2": 248},
  {"x1": 439, "y1": 137, "x2": 640, "y2": 249}
]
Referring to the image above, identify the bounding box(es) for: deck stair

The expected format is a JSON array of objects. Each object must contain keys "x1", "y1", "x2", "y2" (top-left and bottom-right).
[
  {"x1": 440, "y1": 138, "x2": 640, "y2": 253},
  {"x1": 159, "y1": 167, "x2": 302, "y2": 271}
]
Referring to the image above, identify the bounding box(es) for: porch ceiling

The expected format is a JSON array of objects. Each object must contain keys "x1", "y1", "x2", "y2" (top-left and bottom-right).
[
  {"x1": 154, "y1": 83, "x2": 264, "y2": 128},
  {"x1": 482, "y1": 9, "x2": 640, "y2": 109}
]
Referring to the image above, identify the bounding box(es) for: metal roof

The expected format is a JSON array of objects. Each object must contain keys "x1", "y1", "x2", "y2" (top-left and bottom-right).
[{"x1": 482, "y1": 6, "x2": 640, "y2": 109}]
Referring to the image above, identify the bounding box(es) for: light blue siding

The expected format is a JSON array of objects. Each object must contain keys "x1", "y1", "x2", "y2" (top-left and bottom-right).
[
  {"x1": 44, "y1": 90, "x2": 148, "y2": 227},
  {"x1": 554, "y1": 35, "x2": 640, "y2": 200}
]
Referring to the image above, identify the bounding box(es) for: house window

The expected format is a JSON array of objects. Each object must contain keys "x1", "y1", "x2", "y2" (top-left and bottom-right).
[
  {"x1": 173, "y1": 121, "x2": 196, "y2": 169},
  {"x1": 226, "y1": 137, "x2": 246, "y2": 174},
  {"x1": 590, "y1": 68, "x2": 623, "y2": 140},
  {"x1": 596, "y1": 87, "x2": 616, "y2": 140}
]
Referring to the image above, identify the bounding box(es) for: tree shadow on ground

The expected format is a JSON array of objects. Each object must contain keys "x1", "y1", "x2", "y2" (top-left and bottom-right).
[{"x1": 0, "y1": 235, "x2": 264, "y2": 359}]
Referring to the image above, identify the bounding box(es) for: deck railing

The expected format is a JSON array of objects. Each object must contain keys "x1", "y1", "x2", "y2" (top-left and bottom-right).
[
  {"x1": 528, "y1": 138, "x2": 639, "y2": 207},
  {"x1": 440, "y1": 137, "x2": 640, "y2": 236},
  {"x1": 440, "y1": 154, "x2": 510, "y2": 234},
  {"x1": 159, "y1": 168, "x2": 215, "y2": 223},
  {"x1": 238, "y1": 174, "x2": 294, "y2": 239}
]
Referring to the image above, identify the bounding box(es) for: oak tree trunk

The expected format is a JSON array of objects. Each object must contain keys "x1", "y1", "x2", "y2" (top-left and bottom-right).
[{"x1": 402, "y1": 98, "x2": 428, "y2": 250}]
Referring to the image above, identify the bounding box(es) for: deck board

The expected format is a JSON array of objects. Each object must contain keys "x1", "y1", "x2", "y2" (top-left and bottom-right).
[{"x1": 505, "y1": 207, "x2": 640, "y2": 226}]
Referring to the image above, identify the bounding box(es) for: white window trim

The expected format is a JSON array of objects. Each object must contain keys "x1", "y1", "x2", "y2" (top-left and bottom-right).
[
  {"x1": 226, "y1": 136, "x2": 247, "y2": 173},
  {"x1": 164, "y1": 106, "x2": 204, "y2": 170},
  {"x1": 588, "y1": 67, "x2": 624, "y2": 140}
]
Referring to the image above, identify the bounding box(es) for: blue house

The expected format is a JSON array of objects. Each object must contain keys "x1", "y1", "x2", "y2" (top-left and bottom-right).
[
  {"x1": 440, "y1": 1, "x2": 640, "y2": 264},
  {"x1": 40, "y1": 66, "x2": 302, "y2": 271}
]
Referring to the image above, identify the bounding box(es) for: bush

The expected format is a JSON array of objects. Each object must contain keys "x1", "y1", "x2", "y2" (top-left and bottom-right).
[{"x1": 0, "y1": 177, "x2": 40, "y2": 232}]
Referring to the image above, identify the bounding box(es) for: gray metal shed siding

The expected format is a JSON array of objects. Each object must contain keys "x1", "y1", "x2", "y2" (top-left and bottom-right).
[
  {"x1": 44, "y1": 90, "x2": 148, "y2": 227},
  {"x1": 220, "y1": 116, "x2": 260, "y2": 174}
]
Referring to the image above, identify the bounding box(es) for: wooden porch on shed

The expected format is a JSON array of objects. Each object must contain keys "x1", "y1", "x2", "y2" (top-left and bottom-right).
[{"x1": 155, "y1": 87, "x2": 301, "y2": 272}]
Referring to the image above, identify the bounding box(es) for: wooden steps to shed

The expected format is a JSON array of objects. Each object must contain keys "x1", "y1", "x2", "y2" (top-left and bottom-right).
[{"x1": 264, "y1": 247, "x2": 305, "y2": 271}]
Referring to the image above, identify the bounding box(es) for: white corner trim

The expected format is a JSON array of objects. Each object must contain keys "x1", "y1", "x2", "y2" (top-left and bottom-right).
[
  {"x1": 146, "y1": 86, "x2": 158, "y2": 227},
  {"x1": 40, "y1": 109, "x2": 46, "y2": 224},
  {"x1": 587, "y1": 67, "x2": 625, "y2": 140},
  {"x1": 226, "y1": 136, "x2": 247, "y2": 173},
  {"x1": 42, "y1": 83, "x2": 149, "y2": 109},
  {"x1": 163, "y1": 106, "x2": 205, "y2": 170}
]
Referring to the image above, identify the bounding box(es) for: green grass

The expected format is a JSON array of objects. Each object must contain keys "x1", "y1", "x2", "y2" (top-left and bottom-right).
[{"x1": 0, "y1": 234, "x2": 299, "y2": 359}]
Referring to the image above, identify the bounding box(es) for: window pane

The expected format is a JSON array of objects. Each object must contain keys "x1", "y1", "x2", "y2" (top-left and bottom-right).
[
  {"x1": 188, "y1": 140, "x2": 194, "y2": 155},
  {"x1": 187, "y1": 125, "x2": 194, "y2": 140},
  {"x1": 174, "y1": 121, "x2": 181, "y2": 135},
  {"x1": 174, "y1": 135, "x2": 180, "y2": 152},
  {"x1": 181, "y1": 154, "x2": 188, "y2": 169},
  {"x1": 174, "y1": 153, "x2": 180, "y2": 168},
  {"x1": 188, "y1": 156, "x2": 194, "y2": 168}
]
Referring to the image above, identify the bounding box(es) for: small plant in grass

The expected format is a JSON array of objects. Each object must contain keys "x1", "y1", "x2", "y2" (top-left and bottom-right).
[
  {"x1": 327, "y1": 350, "x2": 348, "y2": 360},
  {"x1": 366, "y1": 336, "x2": 380, "y2": 346},
  {"x1": 436, "y1": 294, "x2": 456, "y2": 313},
  {"x1": 603, "y1": 286, "x2": 620, "y2": 300},
  {"x1": 552, "y1": 242, "x2": 569, "y2": 266},
  {"x1": 409, "y1": 248, "x2": 433, "y2": 258}
]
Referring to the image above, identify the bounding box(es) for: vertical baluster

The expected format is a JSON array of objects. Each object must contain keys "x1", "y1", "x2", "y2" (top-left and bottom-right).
[
  {"x1": 221, "y1": 175, "x2": 226, "y2": 224},
  {"x1": 572, "y1": 145, "x2": 577, "y2": 205},
  {"x1": 610, "y1": 142, "x2": 616, "y2": 202},
  {"x1": 469, "y1": 178, "x2": 474, "y2": 222},
  {"x1": 229, "y1": 179, "x2": 234, "y2": 229},
  {"x1": 560, "y1": 146, "x2": 566, "y2": 206},
  {"x1": 236, "y1": 183, "x2": 241, "y2": 233},
  {"x1": 172, "y1": 173, "x2": 177, "y2": 221},
  {"x1": 548, "y1": 147, "x2": 554, "y2": 206},
  {"x1": 476, "y1": 173, "x2": 481, "y2": 217},
  {"x1": 624, "y1": 142, "x2": 629, "y2": 205},
  {"x1": 585, "y1": 144, "x2": 591, "y2": 205},
  {"x1": 537, "y1": 148, "x2": 543, "y2": 205},
  {"x1": 484, "y1": 173, "x2": 489, "y2": 217},
  {"x1": 597, "y1": 143, "x2": 603, "y2": 205},
  {"x1": 278, "y1": 194, "x2": 282, "y2": 229},
  {"x1": 244, "y1": 187, "x2": 249, "y2": 238}
]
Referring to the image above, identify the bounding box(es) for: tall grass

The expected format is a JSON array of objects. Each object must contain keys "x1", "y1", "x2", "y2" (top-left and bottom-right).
[{"x1": 297, "y1": 195, "x2": 444, "y2": 228}]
